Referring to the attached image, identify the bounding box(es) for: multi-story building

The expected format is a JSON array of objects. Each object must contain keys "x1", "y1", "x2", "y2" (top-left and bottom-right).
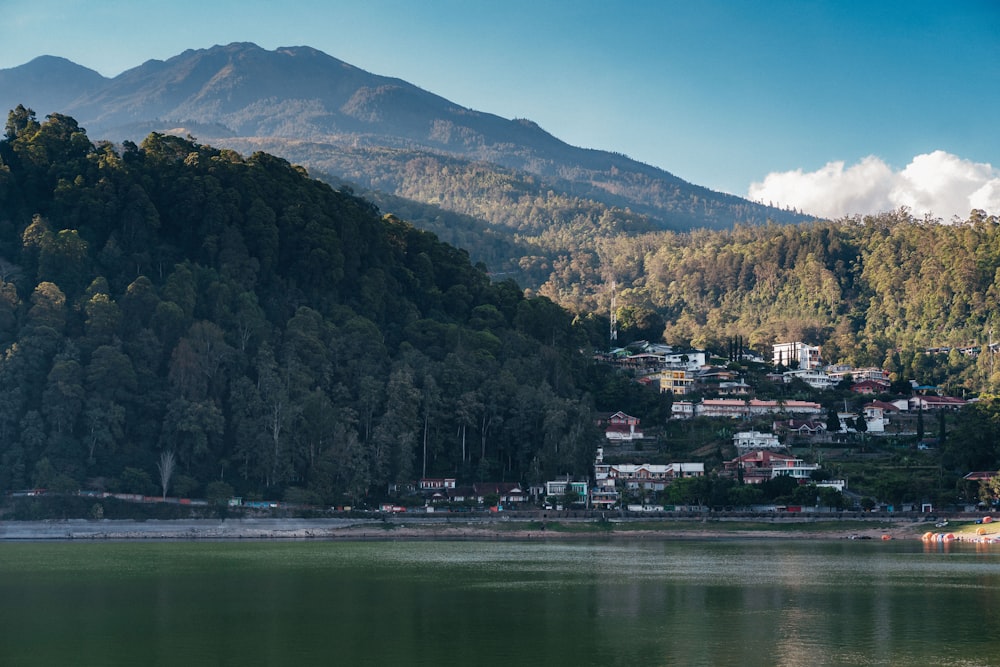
[
  {"x1": 733, "y1": 430, "x2": 783, "y2": 453},
  {"x1": 772, "y1": 342, "x2": 822, "y2": 370},
  {"x1": 724, "y1": 450, "x2": 820, "y2": 484},
  {"x1": 545, "y1": 477, "x2": 588, "y2": 503},
  {"x1": 657, "y1": 369, "x2": 695, "y2": 395},
  {"x1": 672, "y1": 399, "x2": 823, "y2": 419},
  {"x1": 593, "y1": 448, "x2": 704, "y2": 494},
  {"x1": 782, "y1": 368, "x2": 834, "y2": 390}
]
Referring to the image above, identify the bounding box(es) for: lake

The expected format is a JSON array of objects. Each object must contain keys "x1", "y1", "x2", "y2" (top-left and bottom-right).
[{"x1": 1, "y1": 538, "x2": 998, "y2": 666}]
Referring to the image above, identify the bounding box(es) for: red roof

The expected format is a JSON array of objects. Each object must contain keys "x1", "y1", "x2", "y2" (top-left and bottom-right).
[
  {"x1": 727, "y1": 450, "x2": 796, "y2": 468},
  {"x1": 866, "y1": 400, "x2": 900, "y2": 412}
]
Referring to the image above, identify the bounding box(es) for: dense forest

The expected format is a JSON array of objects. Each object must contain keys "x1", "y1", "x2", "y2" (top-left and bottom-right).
[
  {"x1": 221, "y1": 136, "x2": 807, "y2": 284},
  {"x1": 361, "y1": 186, "x2": 1000, "y2": 395},
  {"x1": 280, "y1": 143, "x2": 1000, "y2": 394},
  {"x1": 0, "y1": 107, "x2": 645, "y2": 505},
  {"x1": 586, "y1": 212, "x2": 1000, "y2": 393}
]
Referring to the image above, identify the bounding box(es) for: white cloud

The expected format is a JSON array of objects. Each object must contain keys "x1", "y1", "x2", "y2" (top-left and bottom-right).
[{"x1": 748, "y1": 151, "x2": 1000, "y2": 221}]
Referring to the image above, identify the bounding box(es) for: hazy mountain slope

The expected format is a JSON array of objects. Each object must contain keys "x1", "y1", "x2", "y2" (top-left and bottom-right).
[
  {"x1": 0, "y1": 56, "x2": 107, "y2": 120},
  {"x1": 0, "y1": 42, "x2": 808, "y2": 234}
]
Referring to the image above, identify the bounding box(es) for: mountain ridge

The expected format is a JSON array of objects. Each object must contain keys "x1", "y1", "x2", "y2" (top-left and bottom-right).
[{"x1": 0, "y1": 42, "x2": 808, "y2": 232}]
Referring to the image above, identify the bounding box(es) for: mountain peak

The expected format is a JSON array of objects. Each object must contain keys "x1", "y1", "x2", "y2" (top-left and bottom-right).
[
  {"x1": 0, "y1": 55, "x2": 106, "y2": 118},
  {"x1": 4, "y1": 54, "x2": 105, "y2": 80},
  {"x1": 0, "y1": 43, "x2": 811, "y2": 232}
]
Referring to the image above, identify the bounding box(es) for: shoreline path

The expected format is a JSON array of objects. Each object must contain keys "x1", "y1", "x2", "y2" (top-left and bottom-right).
[{"x1": 0, "y1": 517, "x2": 924, "y2": 541}]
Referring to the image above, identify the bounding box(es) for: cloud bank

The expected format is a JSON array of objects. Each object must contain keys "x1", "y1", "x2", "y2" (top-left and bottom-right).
[{"x1": 748, "y1": 151, "x2": 1000, "y2": 221}]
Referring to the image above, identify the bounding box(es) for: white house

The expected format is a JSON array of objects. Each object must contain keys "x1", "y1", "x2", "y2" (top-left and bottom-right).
[
  {"x1": 837, "y1": 408, "x2": 885, "y2": 434},
  {"x1": 909, "y1": 395, "x2": 968, "y2": 411},
  {"x1": 783, "y1": 369, "x2": 834, "y2": 390},
  {"x1": 594, "y1": 448, "x2": 704, "y2": 493},
  {"x1": 770, "y1": 458, "x2": 822, "y2": 482},
  {"x1": 545, "y1": 478, "x2": 588, "y2": 502},
  {"x1": 671, "y1": 401, "x2": 696, "y2": 419},
  {"x1": 733, "y1": 430, "x2": 783, "y2": 452},
  {"x1": 773, "y1": 342, "x2": 822, "y2": 370},
  {"x1": 861, "y1": 404, "x2": 888, "y2": 433}
]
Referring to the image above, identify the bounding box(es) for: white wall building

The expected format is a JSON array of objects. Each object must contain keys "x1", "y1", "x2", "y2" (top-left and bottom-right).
[
  {"x1": 783, "y1": 369, "x2": 834, "y2": 390},
  {"x1": 773, "y1": 342, "x2": 822, "y2": 370},
  {"x1": 733, "y1": 430, "x2": 783, "y2": 452}
]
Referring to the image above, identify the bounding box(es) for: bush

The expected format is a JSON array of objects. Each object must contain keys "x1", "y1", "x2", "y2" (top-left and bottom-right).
[{"x1": 205, "y1": 481, "x2": 234, "y2": 506}]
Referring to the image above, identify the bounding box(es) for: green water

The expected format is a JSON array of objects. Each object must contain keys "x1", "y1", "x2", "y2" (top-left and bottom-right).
[{"x1": 1, "y1": 539, "x2": 998, "y2": 666}]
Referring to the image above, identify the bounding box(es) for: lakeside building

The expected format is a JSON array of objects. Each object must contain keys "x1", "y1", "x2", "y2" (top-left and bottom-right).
[
  {"x1": 418, "y1": 478, "x2": 457, "y2": 491},
  {"x1": 723, "y1": 450, "x2": 820, "y2": 484},
  {"x1": 593, "y1": 448, "x2": 704, "y2": 500},
  {"x1": 544, "y1": 477, "x2": 588, "y2": 503},
  {"x1": 439, "y1": 482, "x2": 527, "y2": 507}
]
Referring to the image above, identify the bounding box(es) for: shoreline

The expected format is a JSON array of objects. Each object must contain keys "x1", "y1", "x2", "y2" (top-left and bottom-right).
[{"x1": 0, "y1": 517, "x2": 927, "y2": 542}]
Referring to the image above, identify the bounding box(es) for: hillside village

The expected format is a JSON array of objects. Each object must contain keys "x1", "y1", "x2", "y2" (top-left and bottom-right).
[
  {"x1": 409, "y1": 340, "x2": 987, "y2": 515},
  {"x1": 2, "y1": 109, "x2": 999, "y2": 522}
]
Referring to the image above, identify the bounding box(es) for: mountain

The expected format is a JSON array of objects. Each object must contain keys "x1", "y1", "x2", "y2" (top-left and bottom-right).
[
  {"x1": 0, "y1": 56, "x2": 107, "y2": 118},
  {"x1": 0, "y1": 43, "x2": 809, "y2": 235}
]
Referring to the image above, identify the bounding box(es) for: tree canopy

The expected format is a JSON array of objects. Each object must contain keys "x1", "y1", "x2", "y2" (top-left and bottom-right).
[{"x1": 0, "y1": 110, "x2": 615, "y2": 504}]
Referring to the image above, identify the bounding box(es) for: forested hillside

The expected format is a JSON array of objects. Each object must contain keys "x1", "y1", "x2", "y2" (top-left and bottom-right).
[
  {"x1": 0, "y1": 43, "x2": 811, "y2": 273},
  {"x1": 595, "y1": 211, "x2": 1000, "y2": 392},
  {"x1": 0, "y1": 107, "x2": 627, "y2": 504}
]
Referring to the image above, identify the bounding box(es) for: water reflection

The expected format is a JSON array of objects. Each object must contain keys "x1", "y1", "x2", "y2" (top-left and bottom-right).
[{"x1": 2, "y1": 540, "x2": 1000, "y2": 666}]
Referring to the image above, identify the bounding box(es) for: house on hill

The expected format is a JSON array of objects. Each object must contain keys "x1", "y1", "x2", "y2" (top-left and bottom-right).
[
  {"x1": 773, "y1": 419, "x2": 826, "y2": 437},
  {"x1": 724, "y1": 450, "x2": 820, "y2": 484},
  {"x1": 673, "y1": 399, "x2": 823, "y2": 419},
  {"x1": 671, "y1": 401, "x2": 695, "y2": 419},
  {"x1": 732, "y1": 430, "x2": 783, "y2": 453},
  {"x1": 773, "y1": 342, "x2": 822, "y2": 370},
  {"x1": 783, "y1": 369, "x2": 835, "y2": 390},
  {"x1": 654, "y1": 369, "x2": 696, "y2": 395},
  {"x1": 747, "y1": 399, "x2": 823, "y2": 417},
  {"x1": 851, "y1": 379, "x2": 891, "y2": 395},
  {"x1": 596, "y1": 411, "x2": 644, "y2": 441},
  {"x1": 908, "y1": 395, "x2": 968, "y2": 411}
]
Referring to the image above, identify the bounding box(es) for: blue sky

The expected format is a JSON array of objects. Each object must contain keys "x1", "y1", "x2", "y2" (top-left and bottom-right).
[{"x1": 1, "y1": 0, "x2": 998, "y2": 219}]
